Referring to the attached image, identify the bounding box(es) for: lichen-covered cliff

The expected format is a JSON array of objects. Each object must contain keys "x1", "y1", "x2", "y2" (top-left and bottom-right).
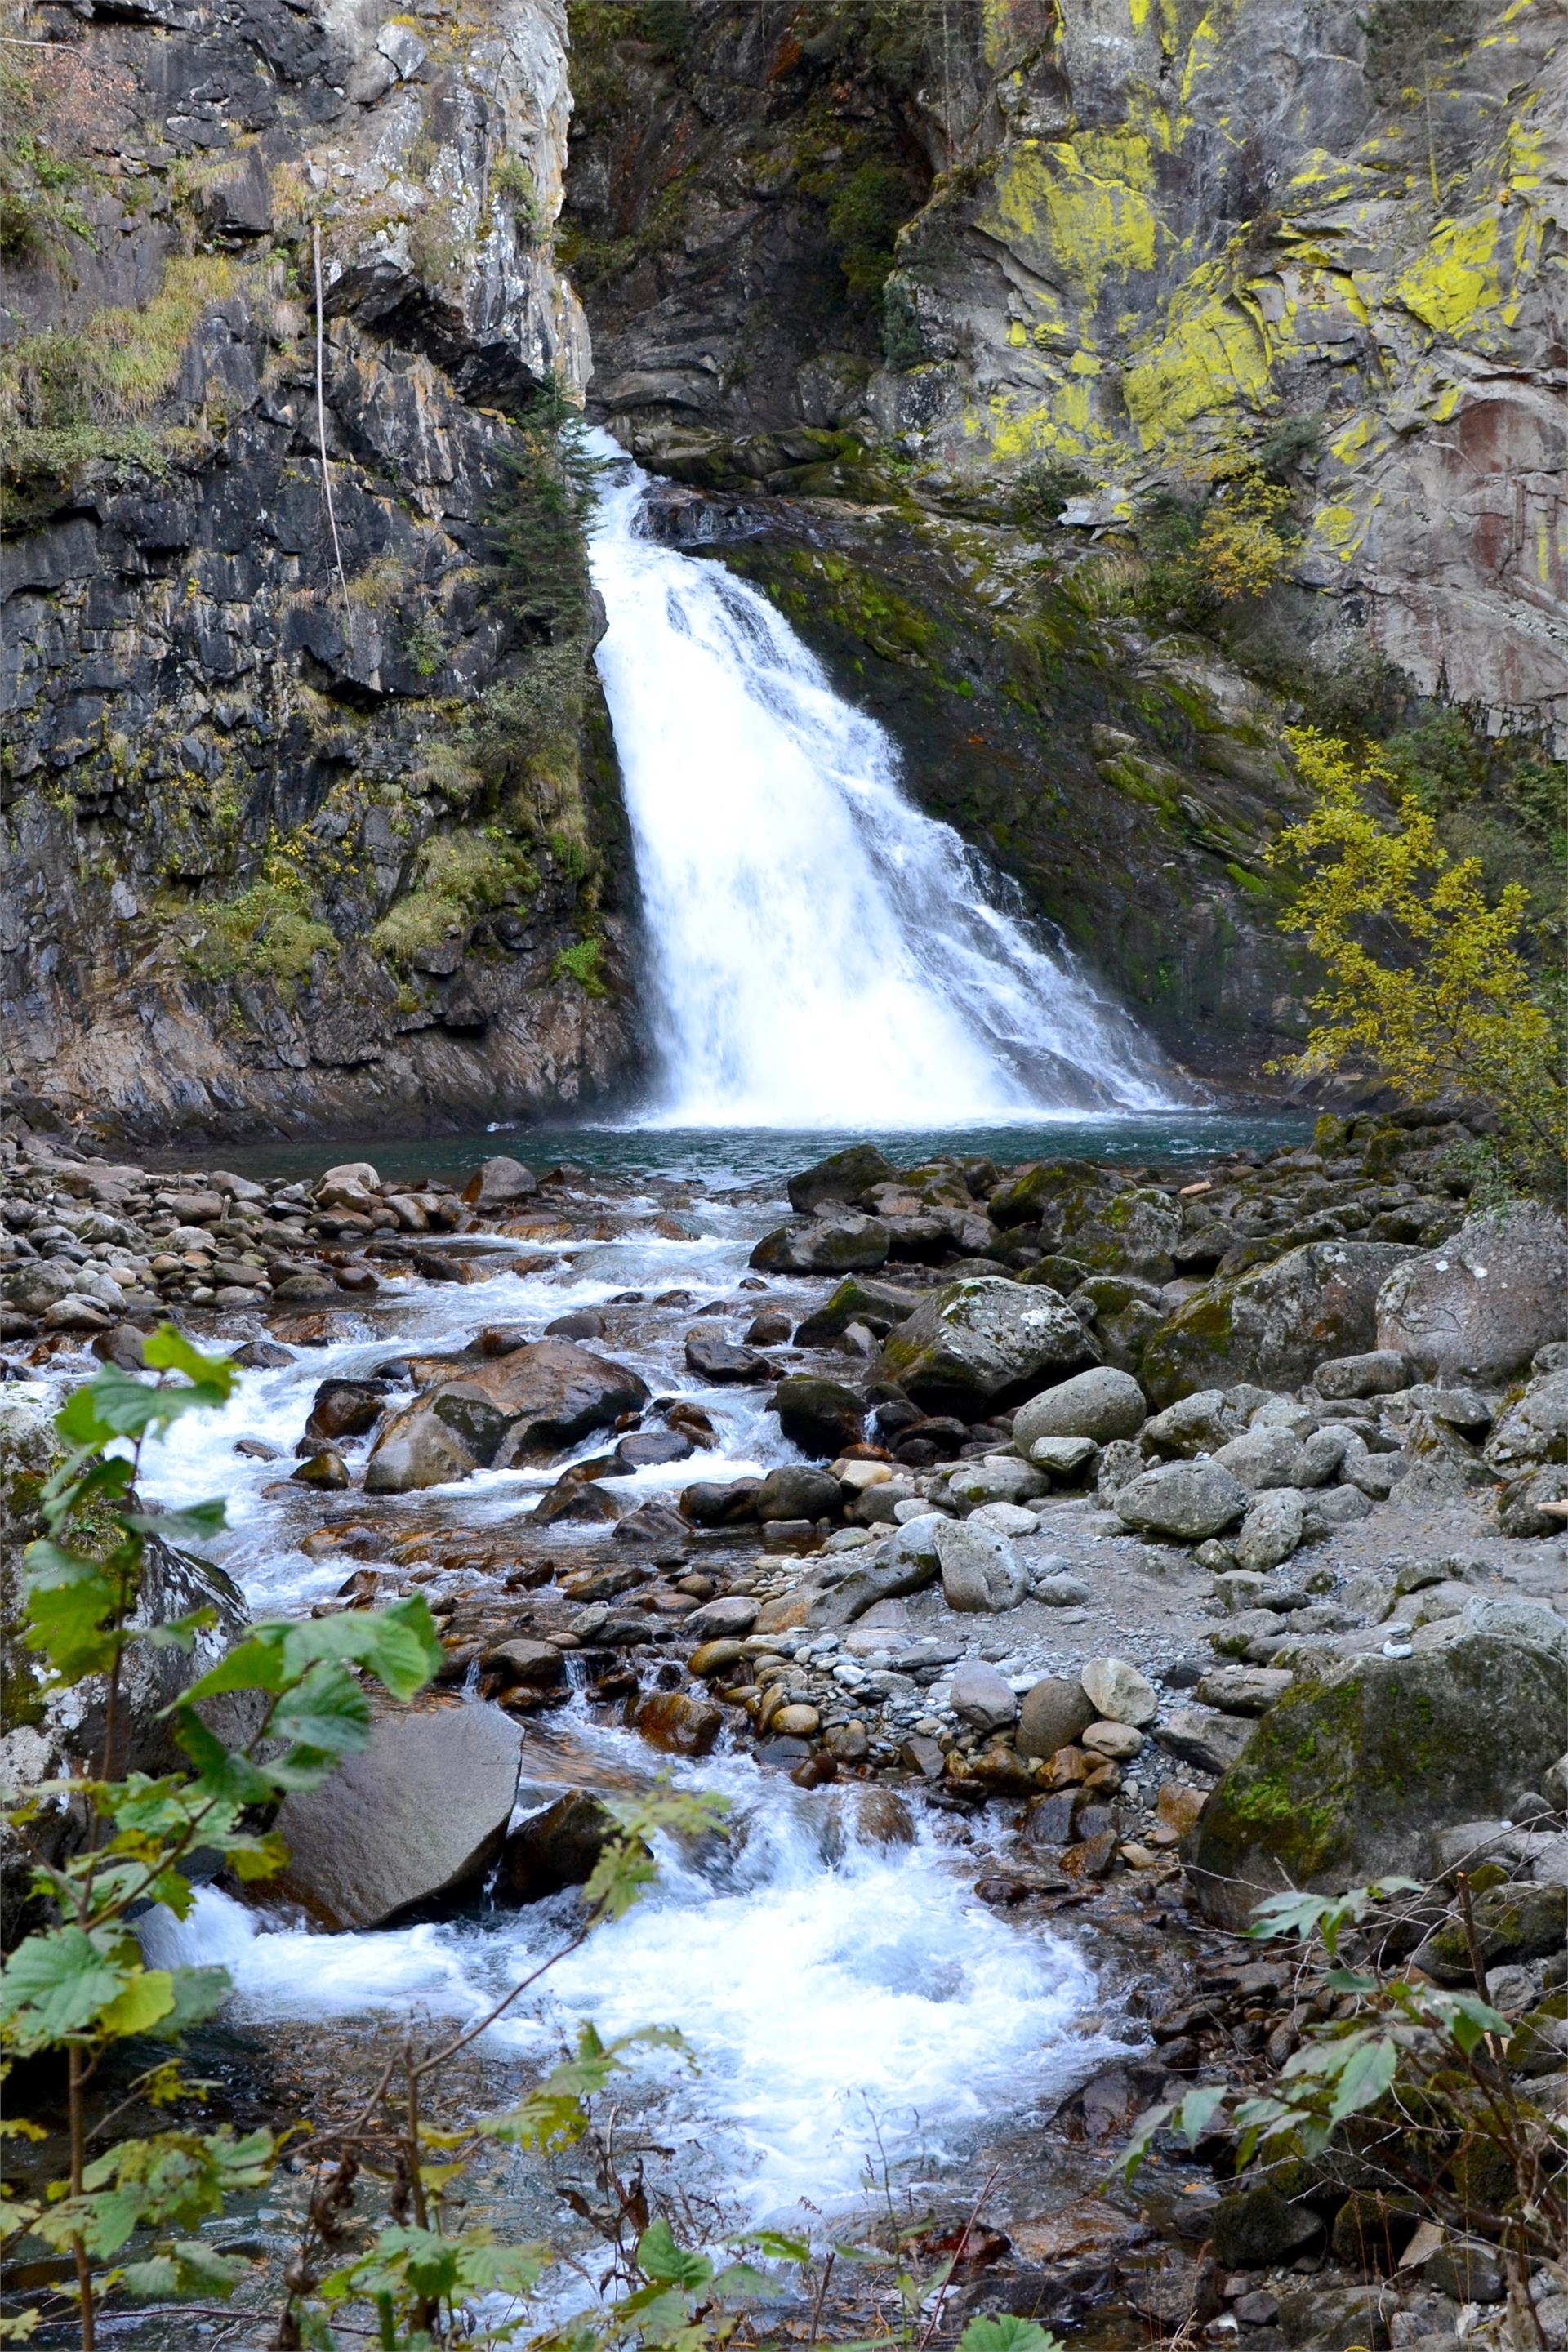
[
  {"x1": 2, "y1": 0, "x2": 642, "y2": 1142},
  {"x1": 568, "y1": 0, "x2": 1568, "y2": 750},
  {"x1": 3, "y1": 0, "x2": 1564, "y2": 1134}
]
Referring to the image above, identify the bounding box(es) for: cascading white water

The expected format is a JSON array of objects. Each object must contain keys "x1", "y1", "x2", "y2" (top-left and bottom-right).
[{"x1": 587, "y1": 434, "x2": 1179, "y2": 1128}]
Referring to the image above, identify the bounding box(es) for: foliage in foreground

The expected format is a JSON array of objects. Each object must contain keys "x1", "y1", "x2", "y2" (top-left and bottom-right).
[
  {"x1": 0, "y1": 1337, "x2": 1060, "y2": 2352},
  {"x1": 1269, "y1": 728, "x2": 1567, "y2": 1184},
  {"x1": 1116, "y1": 1879, "x2": 1567, "y2": 2314}
]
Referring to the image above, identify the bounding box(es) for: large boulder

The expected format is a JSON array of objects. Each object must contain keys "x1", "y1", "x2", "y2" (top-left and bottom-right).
[
  {"x1": 1189, "y1": 1604, "x2": 1568, "y2": 1927},
  {"x1": 933, "y1": 1519, "x2": 1029, "y2": 1611},
  {"x1": 1141, "y1": 1241, "x2": 1417, "y2": 1405},
  {"x1": 750, "y1": 1217, "x2": 891, "y2": 1275},
  {"x1": 772, "y1": 1375, "x2": 866, "y2": 1456},
  {"x1": 1114, "y1": 1457, "x2": 1249, "y2": 1540},
  {"x1": 500, "y1": 1789, "x2": 618, "y2": 1904},
  {"x1": 877, "y1": 1276, "x2": 1093, "y2": 1416},
  {"x1": 464, "y1": 1155, "x2": 537, "y2": 1210},
  {"x1": 1485, "y1": 1370, "x2": 1568, "y2": 1475},
  {"x1": 276, "y1": 1702, "x2": 522, "y2": 1929},
  {"x1": 1012, "y1": 1365, "x2": 1147, "y2": 1446},
  {"x1": 793, "y1": 1276, "x2": 923, "y2": 1347},
  {"x1": 787, "y1": 1144, "x2": 895, "y2": 1214},
  {"x1": 991, "y1": 1163, "x2": 1180, "y2": 1281},
  {"x1": 365, "y1": 1342, "x2": 649, "y2": 1492},
  {"x1": 1378, "y1": 1207, "x2": 1568, "y2": 1385}
]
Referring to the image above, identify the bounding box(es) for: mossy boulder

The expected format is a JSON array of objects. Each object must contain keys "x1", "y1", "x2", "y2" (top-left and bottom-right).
[
  {"x1": 876, "y1": 1275, "x2": 1094, "y2": 1416},
  {"x1": 1142, "y1": 1240, "x2": 1416, "y2": 1407},
  {"x1": 1189, "y1": 1610, "x2": 1568, "y2": 1927}
]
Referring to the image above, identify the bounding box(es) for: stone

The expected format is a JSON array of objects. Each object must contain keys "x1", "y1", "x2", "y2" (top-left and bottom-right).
[
  {"x1": 1190, "y1": 1611, "x2": 1568, "y2": 1924},
  {"x1": 1012, "y1": 1365, "x2": 1147, "y2": 1446},
  {"x1": 1017, "y1": 1676, "x2": 1096, "y2": 1759},
  {"x1": 772, "y1": 1703, "x2": 821, "y2": 1738},
  {"x1": 463, "y1": 1156, "x2": 537, "y2": 1210},
  {"x1": 1080, "y1": 1657, "x2": 1158, "y2": 1726},
  {"x1": 1196, "y1": 1666, "x2": 1294, "y2": 1715},
  {"x1": 1114, "y1": 1458, "x2": 1249, "y2": 1540},
  {"x1": 290, "y1": 1448, "x2": 350, "y2": 1490},
  {"x1": 689, "y1": 1637, "x2": 745, "y2": 1677},
  {"x1": 950, "y1": 1659, "x2": 1020, "y2": 1731},
  {"x1": 276, "y1": 1703, "x2": 521, "y2": 1929},
  {"x1": 684, "y1": 1595, "x2": 759, "y2": 1639},
  {"x1": 1485, "y1": 1370, "x2": 1568, "y2": 1474},
  {"x1": 1033, "y1": 1571, "x2": 1091, "y2": 1605},
  {"x1": 302, "y1": 1378, "x2": 389, "y2": 1448},
  {"x1": 500, "y1": 1790, "x2": 618, "y2": 1904},
  {"x1": 1378, "y1": 1207, "x2": 1568, "y2": 1384},
  {"x1": 1095, "y1": 1437, "x2": 1147, "y2": 1499},
  {"x1": 786, "y1": 1144, "x2": 894, "y2": 1214},
  {"x1": 772, "y1": 1376, "x2": 865, "y2": 1457},
  {"x1": 806, "y1": 1522, "x2": 943, "y2": 1625},
  {"x1": 547, "y1": 1310, "x2": 608, "y2": 1340},
  {"x1": 1419, "y1": 1882, "x2": 1567, "y2": 1979},
  {"x1": 1314, "y1": 1349, "x2": 1412, "y2": 1399},
  {"x1": 684, "y1": 1332, "x2": 771, "y2": 1383},
  {"x1": 1211, "y1": 1426, "x2": 1306, "y2": 1490},
  {"x1": 792, "y1": 1275, "x2": 923, "y2": 1347},
  {"x1": 612, "y1": 1431, "x2": 696, "y2": 1473},
  {"x1": 1232, "y1": 1488, "x2": 1306, "y2": 1573},
  {"x1": 750, "y1": 1217, "x2": 891, "y2": 1275},
  {"x1": 365, "y1": 1343, "x2": 649, "y2": 1493},
  {"x1": 969, "y1": 1500, "x2": 1040, "y2": 1535},
  {"x1": 1026, "y1": 1434, "x2": 1099, "y2": 1477},
  {"x1": 755, "y1": 1465, "x2": 840, "y2": 1522},
  {"x1": 483, "y1": 1637, "x2": 564, "y2": 1686},
  {"x1": 1143, "y1": 1389, "x2": 1245, "y2": 1455},
  {"x1": 635, "y1": 1690, "x2": 723, "y2": 1757},
  {"x1": 1497, "y1": 1466, "x2": 1568, "y2": 1536},
  {"x1": 1143, "y1": 1241, "x2": 1417, "y2": 1406},
  {"x1": 942, "y1": 1456, "x2": 1047, "y2": 1510},
  {"x1": 934, "y1": 1519, "x2": 1029, "y2": 1611},
  {"x1": 1210, "y1": 2184, "x2": 1323, "y2": 2268},
  {"x1": 1155, "y1": 1709, "x2": 1257, "y2": 1775},
  {"x1": 876, "y1": 1276, "x2": 1093, "y2": 1417},
  {"x1": 679, "y1": 1477, "x2": 761, "y2": 1526},
  {"x1": 1423, "y1": 2239, "x2": 1506, "y2": 2305},
  {"x1": 1082, "y1": 1719, "x2": 1143, "y2": 1760}
]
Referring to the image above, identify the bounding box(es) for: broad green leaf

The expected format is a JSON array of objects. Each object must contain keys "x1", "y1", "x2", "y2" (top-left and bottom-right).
[
  {"x1": 708, "y1": 2259, "x2": 773, "y2": 2302},
  {"x1": 140, "y1": 1326, "x2": 237, "y2": 1395},
  {"x1": 160, "y1": 1966, "x2": 233, "y2": 2035},
  {"x1": 1178, "y1": 2084, "x2": 1228, "y2": 2146},
  {"x1": 639, "y1": 2218, "x2": 712, "y2": 2291},
  {"x1": 1111, "y1": 2099, "x2": 1174, "y2": 2181},
  {"x1": 958, "y1": 2320, "x2": 1065, "y2": 2352},
  {"x1": 20, "y1": 1542, "x2": 121, "y2": 1679},
  {"x1": 271, "y1": 1661, "x2": 372, "y2": 1755},
  {"x1": 279, "y1": 1593, "x2": 442, "y2": 1700},
  {"x1": 736, "y1": 2230, "x2": 812, "y2": 2263},
  {"x1": 0, "y1": 1927, "x2": 127, "y2": 2047},
  {"x1": 119, "y1": 2240, "x2": 247, "y2": 2300},
  {"x1": 176, "y1": 1631, "x2": 289, "y2": 1704},
  {"x1": 56, "y1": 1365, "x2": 219, "y2": 1444},
  {"x1": 123, "y1": 1503, "x2": 227, "y2": 1541},
  {"x1": 97, "y1": 1968, "x2": 176, "y2": 2040},
  {"x1": 1435, "y1": 1990, "x2": 1508, "y2": 2055},
  {"x1": 171, "y1": 1709, "x2": 278, "y2": 1804}
]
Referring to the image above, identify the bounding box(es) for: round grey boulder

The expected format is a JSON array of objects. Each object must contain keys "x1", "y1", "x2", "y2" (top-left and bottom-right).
[
  {"x1": 1377, "y1": 1206, "x2": 1568, "y2": 1385},
  {"x1": 933, "y1": 1519, "x2": 1029, "y2": 1612},
  {"x1": 1115, "y1": 1457, "x2": 1249, "y2": 1540},
  {"x1": 1080, "y1": 1656, "x2": 1158, "y2": 1726},
  {"x1": 1012, "y1": 1366, "x2": 1147, "y2": 1447},
  {"x1": 1232, "y1": 1487, "x2": 1306, "y2": 1572},
  {"x1": 949, "y1": 1659, "x2": 1020, "y2": 1733}
]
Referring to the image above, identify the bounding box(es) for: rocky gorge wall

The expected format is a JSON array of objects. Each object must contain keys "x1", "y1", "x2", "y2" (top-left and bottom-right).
[{"x1": 1, "y1": 0, "x2": 643, "y2": 1143}]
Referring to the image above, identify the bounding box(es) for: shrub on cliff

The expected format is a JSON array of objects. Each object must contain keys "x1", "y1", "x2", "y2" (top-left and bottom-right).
[{"x1": 1268, "y1": 728, "x2": 1567, "y2": 1184}]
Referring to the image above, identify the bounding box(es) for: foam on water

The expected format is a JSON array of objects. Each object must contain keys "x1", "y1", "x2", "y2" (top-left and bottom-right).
[
  {"x1": 587, "y1": 433, "x2": 1182, "y2": 1129},
  {"x1": 145, "y1": 1722, "x2": 1119, "y2": 2227}
]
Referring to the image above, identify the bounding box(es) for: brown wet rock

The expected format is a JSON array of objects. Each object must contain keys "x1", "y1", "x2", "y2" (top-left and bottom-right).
[
  {"x1": 499, "y1": 1790, "x2": 619, "y2": 1904},
  {"x1": 634, "y1": 1689, "x2": 724, "y2": 1756}
]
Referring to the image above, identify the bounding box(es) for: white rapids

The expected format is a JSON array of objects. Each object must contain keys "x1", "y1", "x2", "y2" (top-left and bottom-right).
[
  {"x1": 586, "y1": 432, "x2": 1179, "y2": 1129},
  {"x1": 138, "y1": 1194, "x2": 1129, "y2": 2239}
]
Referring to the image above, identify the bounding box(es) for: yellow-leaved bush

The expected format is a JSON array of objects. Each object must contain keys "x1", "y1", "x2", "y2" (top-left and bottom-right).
[{"x1": 1269, "y1": 728, "x2": 1566, "y2": 1181}]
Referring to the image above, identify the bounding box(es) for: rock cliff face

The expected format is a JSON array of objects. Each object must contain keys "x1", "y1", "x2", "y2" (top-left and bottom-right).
[
  {"x1": 568, "y1": 0, "x2": 1568, "y2": 750},
  {"x1": 2, "y1": 0, "x2": 643, "y2": 1142}
]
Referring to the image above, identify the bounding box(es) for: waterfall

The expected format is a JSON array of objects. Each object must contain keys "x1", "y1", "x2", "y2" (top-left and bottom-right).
[{"x1": 586, "y1": 433, "x2": 1182, "y2": 1129}]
